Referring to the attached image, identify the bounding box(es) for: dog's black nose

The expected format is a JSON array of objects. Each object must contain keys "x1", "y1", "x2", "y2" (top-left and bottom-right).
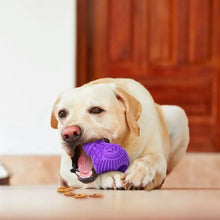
[{"x1": 61, "y1": 125, "x2": 82, "y2": 143}]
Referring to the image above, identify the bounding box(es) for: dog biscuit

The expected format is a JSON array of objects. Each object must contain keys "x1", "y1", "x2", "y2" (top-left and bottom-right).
[
  {"x1": 73, "y1": 193, "x2": 88, "y2": 199},
  {"x1": 57, "y1": 187, "x2": 103, "y2": 199},
  {"x1": 89, "y1": 193, "x2": 103, "y2": 198},
  {"x1": 57, "y1": 187, "x2": 74, "y2": 193},
  {"x1": 58, "y1": 186, "x2": 69, "y2": 189},
  {"x1": 64, "y1": 192, "x2": 76, "y2": 196}
]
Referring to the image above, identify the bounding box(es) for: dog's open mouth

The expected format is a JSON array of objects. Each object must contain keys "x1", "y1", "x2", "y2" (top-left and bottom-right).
[
  {"x1": 70, "y1": 145, "x2": 98, "y2": 184},
  {"x1": 69, "y1": 139, "x2": 110, "y2": 184}
]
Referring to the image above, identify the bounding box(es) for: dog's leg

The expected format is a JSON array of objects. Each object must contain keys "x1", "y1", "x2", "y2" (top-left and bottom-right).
[
  {"x1": 121, "y1": 105, "x2": 170, "y2": 190},
  {"x1": 122, "y1": 154, "x2": 167, "y2": 190},
  {"x1": 121, "y1": 106, "x2": 189, "y2": 190}
]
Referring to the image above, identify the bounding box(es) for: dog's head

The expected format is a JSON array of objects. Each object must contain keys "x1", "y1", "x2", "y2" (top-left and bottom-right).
[{"x1": 51, "y1": 83, "x2": 141, "y2": 183}]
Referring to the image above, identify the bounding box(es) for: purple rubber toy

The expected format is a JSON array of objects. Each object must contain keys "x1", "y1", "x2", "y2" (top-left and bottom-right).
[{"x1": 83, "y1": 140, "x2": 129, "y2": 175}]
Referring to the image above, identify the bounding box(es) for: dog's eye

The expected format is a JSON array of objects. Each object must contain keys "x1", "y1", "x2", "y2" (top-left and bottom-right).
[
  {"x1": 58, "y1": 109, "x2": 67, "y2": 119},
  {"x1": 89, "y1": 107, "x2": 105, "y2": 114}
]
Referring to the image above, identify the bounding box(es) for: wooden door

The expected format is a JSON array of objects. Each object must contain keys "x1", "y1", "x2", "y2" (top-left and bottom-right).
[{"x1": 76, "y1": 0, "x2": 220, "y2": 152}]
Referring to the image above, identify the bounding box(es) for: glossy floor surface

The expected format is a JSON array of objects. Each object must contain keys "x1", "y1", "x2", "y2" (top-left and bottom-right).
[
  {"x1": 0, "y1": 153, "x2": 220, "y2": 220},
  {"x1": 0, "y1": 185, "x2": 220, "y2": 220}
]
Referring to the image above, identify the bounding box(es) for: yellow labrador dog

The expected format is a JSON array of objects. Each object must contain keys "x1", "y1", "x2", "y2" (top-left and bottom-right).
[{"x1": 51, "y1": 78, "x2": 189, "y2": 190}]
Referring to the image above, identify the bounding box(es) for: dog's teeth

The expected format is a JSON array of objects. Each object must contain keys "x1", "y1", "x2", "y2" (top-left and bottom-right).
[{"x1": 76, "y1": 170, "x2": 93, "y2": 179}]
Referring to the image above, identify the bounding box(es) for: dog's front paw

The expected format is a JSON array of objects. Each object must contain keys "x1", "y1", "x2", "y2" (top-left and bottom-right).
[
  {"x1": 122, "y1": 157, "x2": 166, "y2": 190},
  {"x1": 95, "y1": 171, "x2": 124, "y2": 190}
]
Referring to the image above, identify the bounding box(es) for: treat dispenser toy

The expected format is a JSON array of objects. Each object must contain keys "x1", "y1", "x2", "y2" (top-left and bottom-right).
[{"x1": 83, "y1": 140, "x2": 129, "y2": 175}]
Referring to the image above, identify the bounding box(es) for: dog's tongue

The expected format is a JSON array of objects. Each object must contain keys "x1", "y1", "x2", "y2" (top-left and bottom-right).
[{"x1": 78, "y1": 149, "x2": 93, "y2": 174}]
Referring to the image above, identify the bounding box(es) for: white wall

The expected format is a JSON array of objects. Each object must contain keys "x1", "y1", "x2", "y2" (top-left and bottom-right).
[{"x1": 0, "y1": 0, "x2": 76, "y2": 155}]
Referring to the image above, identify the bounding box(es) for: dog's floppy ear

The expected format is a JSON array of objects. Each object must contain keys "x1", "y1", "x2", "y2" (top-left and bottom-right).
[
  {"x1": 51, "y1": 110, "x2": 58, "y2": 129},
  {"x1": 114, "y1": 87, "x2": 142, "y2": 136},
  {"x1": 50, "y1": 96, "x2": 62, "y2": 129}
]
